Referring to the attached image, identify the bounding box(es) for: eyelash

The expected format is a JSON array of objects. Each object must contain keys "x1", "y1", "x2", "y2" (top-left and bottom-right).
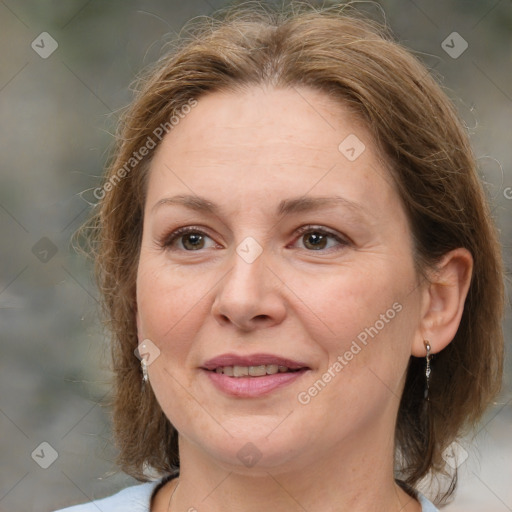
[{"x1": 160, "y1": 225, "x2": 350, "y2": 252}]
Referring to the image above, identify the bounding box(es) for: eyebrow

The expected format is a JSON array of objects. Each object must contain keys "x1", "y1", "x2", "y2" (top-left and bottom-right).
[{"x1": 151, "y1": 194, "x2": 371, "y2": 220}]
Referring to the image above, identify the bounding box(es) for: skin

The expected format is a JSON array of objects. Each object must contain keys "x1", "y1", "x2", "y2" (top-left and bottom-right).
[{"x1": 136, "y1": 85, "x2": 473, "y2": 511}]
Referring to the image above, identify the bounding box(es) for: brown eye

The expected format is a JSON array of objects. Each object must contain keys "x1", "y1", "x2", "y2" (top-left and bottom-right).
[
  {"x1": 293, "y1": 226, "x2": 349, "y2": 252},
  {"x1": 181, "y1": 232, "x2": 205, "y2": 250},
  {"x1": 302, "y1": 232, "x2": 328, "y2": 250},
  {"x1": 162, "y1": 227, "x2": 216, "y2": 251}
]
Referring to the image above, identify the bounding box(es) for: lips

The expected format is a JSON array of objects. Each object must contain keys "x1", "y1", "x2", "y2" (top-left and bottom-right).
[
  {"x1": 201, "y1": 353, "x2": 309, "y2": 371},
  {"x1": 200, "y1": 353, "x2": 310, "y2": 398}
]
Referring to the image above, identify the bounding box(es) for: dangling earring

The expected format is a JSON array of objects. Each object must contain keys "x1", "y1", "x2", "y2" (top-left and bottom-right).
[
  {"x1": 141, "y1": 357, "x2": 149, "y2": 383},
  {"x1": 423, "y1": 339, "x2": 432, "y2": 400}
]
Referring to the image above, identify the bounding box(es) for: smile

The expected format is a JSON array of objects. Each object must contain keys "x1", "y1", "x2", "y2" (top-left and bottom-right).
[
  {"x1": 212, "y1": 365, "x2": 301, "y2": 377},
  {"x1": 200, "y1": 353, "x2": 311, "y2": 397}
]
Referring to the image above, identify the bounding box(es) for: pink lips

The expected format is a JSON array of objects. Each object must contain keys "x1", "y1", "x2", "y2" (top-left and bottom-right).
[
  {"x1": 202, "y1": 353, "x2": 309, "y2": 370},
  {"x1": 201, "y1": 353, "x2": 310, "y2": 398}
]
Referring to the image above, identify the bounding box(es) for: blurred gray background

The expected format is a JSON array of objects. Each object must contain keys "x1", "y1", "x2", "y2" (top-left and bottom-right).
[{"x1": 0, "y1": 1, "x2": 510, "y2": 511}]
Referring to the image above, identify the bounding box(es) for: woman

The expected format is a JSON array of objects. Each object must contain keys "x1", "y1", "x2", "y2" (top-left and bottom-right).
[{"x1": 58, "y1": 2, "x2": 504, "y2": 511}]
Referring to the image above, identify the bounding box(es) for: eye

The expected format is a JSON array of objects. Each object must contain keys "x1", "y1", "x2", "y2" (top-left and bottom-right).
[
  {"x1": 161, "y1": 226, "x2": 217, "y2": 251},
  {"x1": 160, "y1": 225, "x2": 349, "y2": 252},
  {"x1": 292, "y1": 226, "x2": 350, "y2": 251}
]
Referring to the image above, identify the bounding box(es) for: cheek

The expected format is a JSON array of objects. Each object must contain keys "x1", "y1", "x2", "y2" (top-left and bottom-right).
[
  {"x1": 292, "y1": 258, "x2": 419, "y2": 398},
  {"x1": 135, "y1": 258, "x2": 210, "y2": 355},
  {"x1": 293, "y1": 261, "x2": 411, "y2": 344},
  {"x1": 136, "y1": 259, "x2": 214, "y2": 429}
]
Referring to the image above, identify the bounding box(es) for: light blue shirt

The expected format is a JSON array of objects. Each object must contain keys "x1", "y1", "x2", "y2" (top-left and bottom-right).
[{"x1": 54, "y1": 480, "x2": 440, "y2": 511}]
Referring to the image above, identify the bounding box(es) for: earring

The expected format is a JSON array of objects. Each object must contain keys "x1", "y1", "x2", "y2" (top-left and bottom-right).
[
  {"x1": 423, "y1": 339, "x2": 431, "y2": 400},
  {"x1": 141, "y1": 357, "x2": 149, "y2": 383}
]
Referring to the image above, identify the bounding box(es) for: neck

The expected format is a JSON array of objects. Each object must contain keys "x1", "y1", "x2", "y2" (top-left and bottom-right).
[{"x1": 153, "y1": 422, "x2": 422, "y2": 512}]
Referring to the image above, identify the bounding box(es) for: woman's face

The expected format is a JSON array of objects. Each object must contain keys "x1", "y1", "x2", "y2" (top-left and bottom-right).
[{"x1": 136, "y1": 86, "x2": 427, "y2": 473}]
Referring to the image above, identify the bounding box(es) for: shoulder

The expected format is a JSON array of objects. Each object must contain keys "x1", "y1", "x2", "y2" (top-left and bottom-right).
[
  {"x1": 417, "y1": 491, "x2": 440, "y2": 512},
  {"x1": 53, "y1": 481, "x2": 160, "y2": 512}
]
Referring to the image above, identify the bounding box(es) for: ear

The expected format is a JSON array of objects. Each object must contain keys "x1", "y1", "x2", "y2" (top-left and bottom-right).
[
  {"x1": 135, "y1": 301, "x2": 143, "y2": 342},
  {"x1": 412, "y1": 248, "x2": 473, "y2": 357}
]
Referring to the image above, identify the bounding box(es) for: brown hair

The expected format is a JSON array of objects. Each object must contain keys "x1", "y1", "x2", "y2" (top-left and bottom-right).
[{"x1": 78, "y1": 1, "x2": 504, "y2": 505}]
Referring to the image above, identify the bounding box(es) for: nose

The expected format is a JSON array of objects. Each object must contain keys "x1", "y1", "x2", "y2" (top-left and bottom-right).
[{"x1": 211, "y1": 246, "x2": 287, "y2": 332}]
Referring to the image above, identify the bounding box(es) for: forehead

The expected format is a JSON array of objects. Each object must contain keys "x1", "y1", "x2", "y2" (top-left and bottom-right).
[
  {"x1": 157, "y1": 86, "x2": 365, "y2": 157},
  {"x1": 146, "y1": 85, "x2": 397, "y2": 217}
]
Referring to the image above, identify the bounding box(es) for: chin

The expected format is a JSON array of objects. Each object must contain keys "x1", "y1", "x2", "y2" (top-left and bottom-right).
[{"x1": 186, "y1": 421, "x2": 313, "y2": 475}]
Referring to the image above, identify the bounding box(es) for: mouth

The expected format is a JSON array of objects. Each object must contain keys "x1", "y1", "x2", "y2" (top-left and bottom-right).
[
  {"x1": 210, "y1": 364, "x2": 303, "y2": 377},
  {"x1": 201, "y1": 353, "x2": 310, "y2": 374},
  {"x1": 200, "y1": 353, "x2": 310, "y2": 397}
]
